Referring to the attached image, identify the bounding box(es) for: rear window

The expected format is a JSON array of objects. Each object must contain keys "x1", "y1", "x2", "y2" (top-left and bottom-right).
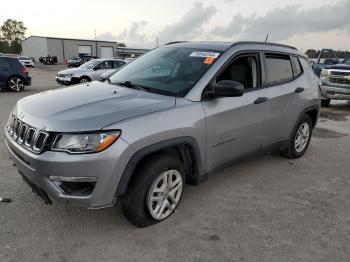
[
  {"x1": 0, "y1": 58, "x2": 11, "y2": 68},
  {"x1": 265, "y1": 54, "x2": 293, "y2": 86},
  {"x1": 292, "y1": 56, "x2": 303, "y2": 77}
]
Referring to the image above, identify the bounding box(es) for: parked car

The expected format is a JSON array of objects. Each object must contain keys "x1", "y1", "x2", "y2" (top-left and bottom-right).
[
  {"x1": 66, "y1": 56, "x2": 81, "y2": 67},
  {"x1": 19, "y1": 56, "x2": 35, "y2": 67},
  {"x1": 43, "y1": 55, "x2": 57, "y2": 65},
  {"x1": 56, "y1": 58, "x2": 125, "y2": 85},
  {"x1": 0, "y1": 56, "x2": 31, "y2": 92},
  {"x1": 319, "y1": 54, "x2": 350, "y2": 106},
  {"x1": 5, "y1": 41, "x2": 320, "y2": 227},
  {"x1": 99, "y1": 62, "x2": 126, "y2": 82}
]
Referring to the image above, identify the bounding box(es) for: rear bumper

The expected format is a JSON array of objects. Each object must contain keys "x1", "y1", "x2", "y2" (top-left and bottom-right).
[
  {"x1": 320, "y1": 84, "x2": 350, "y2": 100},
  {"x1": 5, "y1": 130, "x2": 135, "y2": 208}
]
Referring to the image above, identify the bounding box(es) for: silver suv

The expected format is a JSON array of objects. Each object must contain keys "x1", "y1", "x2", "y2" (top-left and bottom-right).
[
  {"x1": 56, "y1": 58, "x2": 126, "y2": 85},
  {"x1": 5, "y1": 41, "x2": 320, "y2": 227}
]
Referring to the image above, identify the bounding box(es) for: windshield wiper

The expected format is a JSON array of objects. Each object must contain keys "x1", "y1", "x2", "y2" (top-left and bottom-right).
[{"x1": 114, "y1": 81, "x2": 149, "y2": 91}]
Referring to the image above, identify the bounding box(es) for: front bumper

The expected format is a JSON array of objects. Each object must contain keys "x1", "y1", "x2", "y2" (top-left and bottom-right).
[
  {"x1": 5, "y1": 130, "x2": 135, "y2": 208},
  {"x1": 320, "y1": 84, "x2": 350, "y2": 100},
  {"x1": 55, "y1": 76, "x2": 73, "y2": 85}
]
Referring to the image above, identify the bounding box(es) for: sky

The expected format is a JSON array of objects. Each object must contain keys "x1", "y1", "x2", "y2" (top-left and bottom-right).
[{"x1": 1, "y1": 0, "x2": 350, "y2": 50}]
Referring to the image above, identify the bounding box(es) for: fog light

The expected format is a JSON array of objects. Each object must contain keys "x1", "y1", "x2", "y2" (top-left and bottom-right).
[{"x1": 49, "y1": 176, "x2": 97, "y2": 183}]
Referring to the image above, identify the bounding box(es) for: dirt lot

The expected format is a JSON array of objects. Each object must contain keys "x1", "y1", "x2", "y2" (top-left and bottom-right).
[{"x1": 0, "y1": 65, "x2": 349, "y2": 262}]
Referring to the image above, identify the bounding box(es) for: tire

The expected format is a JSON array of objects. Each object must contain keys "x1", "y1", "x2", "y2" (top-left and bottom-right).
[
  {"x1": 281, "y1": 114, "x2": 313, "y2": 159},
  {"x1": 80, "y1": 76, "x2": 91, "y2": 83},
  {"x1": 121, "y1": 153, "x2": 185, "y2": 227},
  {"x1": 321, "y1": 98, "x2": 331, "y2": 107},
  {"x1": 7, "y1": 76, "x2": 25, "y2": 92}
]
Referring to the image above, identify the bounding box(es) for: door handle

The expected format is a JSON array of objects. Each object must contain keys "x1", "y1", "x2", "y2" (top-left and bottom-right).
[
  {"x1": 254, "y1": 97, "x2": 268, "y2": 104},
  {"x1": 295, "y1": 87, "x2": 304, "y2": 93}
]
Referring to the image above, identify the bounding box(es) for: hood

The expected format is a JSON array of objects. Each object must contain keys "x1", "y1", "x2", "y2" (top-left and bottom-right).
[
  {"x1": 58, "y1": 67, "x2": 87, "y2": 75},
  {"x1": 15, "y1": 81, "x2": 176, "y2": 132},
  {"x1": 324, "y1": 63, "x2": 350, "y2": 70}
]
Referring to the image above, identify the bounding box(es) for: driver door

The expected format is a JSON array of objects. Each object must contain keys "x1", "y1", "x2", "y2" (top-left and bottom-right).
[
  {"x1": 90, "y1": 60, "x2": 114, "y2": 80},
  {"x1": 202, "y1": 52, "x2": 272, "y2": 171}
]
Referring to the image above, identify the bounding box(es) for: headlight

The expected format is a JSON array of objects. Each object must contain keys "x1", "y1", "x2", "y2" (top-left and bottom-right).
[
  {"x1": 52, "y1": 130, "x2": 121, "y2": 154},
  {"x1": 67, "y1": 74, "x2": 73, "y2": 77},
  {"x1": 320, "y1": 69, "x2": 330, "y2": 82}
]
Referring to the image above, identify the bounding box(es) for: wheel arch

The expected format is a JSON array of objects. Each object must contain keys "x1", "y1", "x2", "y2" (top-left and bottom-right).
[{"x1": 116, "y1": 137, "x2": 204, "y2": 197}]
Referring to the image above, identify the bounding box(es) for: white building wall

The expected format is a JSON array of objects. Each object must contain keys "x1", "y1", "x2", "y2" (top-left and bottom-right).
[{"x1": 21, "y1": 36, "x2": 48, "y2": 61}]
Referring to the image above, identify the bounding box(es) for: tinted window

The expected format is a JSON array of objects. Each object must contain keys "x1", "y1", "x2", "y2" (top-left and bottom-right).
[
  {"x1": 265, "y1": 54, "x2": 293, "y2": 85},
  {"x1": 113, "y1": 61, "x2": 125, "y2": 68},
  {"x1": 97, "y1": 61, "x2": 113, "y2": 69},
  {"x1": 292, "y1": 56, "x2": 303, "y2": 77},
  {"x1": 0, "y1": 58, "x2": 11, "y2": 68}
]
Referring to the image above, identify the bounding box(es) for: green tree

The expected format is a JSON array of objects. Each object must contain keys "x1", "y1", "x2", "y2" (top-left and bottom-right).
[
  {"x1": 0, "y1": 19, "x2": 27, "y2": 53},
  {"x1": 117, "y1": 42, "x2": 126, "y2": 47}
]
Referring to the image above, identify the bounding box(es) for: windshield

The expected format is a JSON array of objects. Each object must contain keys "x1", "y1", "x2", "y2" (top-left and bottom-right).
[
  {"x1": 343, "y1": 56, "x2": 350, "y2": 65},
  {"x1": 109, "y1": 46, "x2": 222, "y2": 97},
  {"x1": 80, "y1": 59, "x2": 100, "y2": 69},
  {"x1": 20, "y1": 56, "x2": 30, "y2": 60}
]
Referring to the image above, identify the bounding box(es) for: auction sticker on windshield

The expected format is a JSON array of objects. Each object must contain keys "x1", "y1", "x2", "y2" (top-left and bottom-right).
[{"x1": 189, "y1": 52, "x2": 220, "y2": 59}]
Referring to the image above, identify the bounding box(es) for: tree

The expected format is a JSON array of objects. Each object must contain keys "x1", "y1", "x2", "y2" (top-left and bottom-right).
[
  {"x1": 305, "y1": 49, "x2": 317, "y2": 58},
  {"x1": 0, "y1": 19, "x2": 27, "y2": 53},
  {"x1": 117, "y1": 42, "x2": 126, "y2": 47}
]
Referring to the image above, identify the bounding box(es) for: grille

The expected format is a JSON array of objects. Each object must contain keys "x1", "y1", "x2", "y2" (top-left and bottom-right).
[
  {"x1": 329, "y1": 70, "x2": 350, "y2": 86},
  {"x1": 6, "y1": 115, "x2": 50, "y2": 154}
]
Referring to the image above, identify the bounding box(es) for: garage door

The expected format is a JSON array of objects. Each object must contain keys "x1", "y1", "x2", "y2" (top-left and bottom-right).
[
  {"x1": 101, "y1": 47, "x2": 113, "y2": 58},
  {"x1": 78, "y1": 45, "x2": 92, "y2": 55}
]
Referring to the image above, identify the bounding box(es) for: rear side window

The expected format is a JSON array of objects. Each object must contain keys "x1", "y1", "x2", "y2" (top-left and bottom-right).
[
  {"x1": 292, "y1": 56, "x2": 303, "y2": 77},
  {"x1": 265, "y1": 54, "x2": 293, "y2": 86},
  {"x1": 0, "y1": 58, "x2": 11, "y2": 68}
]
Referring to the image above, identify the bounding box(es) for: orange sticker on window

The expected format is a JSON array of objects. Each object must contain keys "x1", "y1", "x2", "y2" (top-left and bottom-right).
[{"x1": 204, "y1": 57, "x2": 215, "y2": 65}]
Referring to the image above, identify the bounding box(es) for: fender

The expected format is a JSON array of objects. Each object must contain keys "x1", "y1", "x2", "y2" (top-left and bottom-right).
[{"x1": 115, "y1": 137, "x2": 204, "y2": 197}]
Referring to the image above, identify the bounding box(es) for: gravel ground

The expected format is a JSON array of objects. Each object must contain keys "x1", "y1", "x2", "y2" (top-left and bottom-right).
[{"x1": 0, "y1": 65, "x2": 349, "y2": 262}]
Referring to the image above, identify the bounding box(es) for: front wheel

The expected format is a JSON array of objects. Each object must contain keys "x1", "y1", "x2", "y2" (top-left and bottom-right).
[
  {"x1": 80, "y1": 76, "x2": 91, "y2": 83},
  {"x1": 281, "y1": 115, "x2": 313, "y2": 159},
  {"x1": 121, "y1": 154, "x2": 185, "y2": 227},
  {"x1": 7, "y1": 77, "x2": 25, "y2": 92}
]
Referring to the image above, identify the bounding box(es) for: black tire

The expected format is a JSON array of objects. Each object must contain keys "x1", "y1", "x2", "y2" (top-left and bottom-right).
[
  {"x1": 7, "y1": 76, "x2": 25, "y2": 92},
  {"x1": 281, "y1": 114, "x2": 313, "y2": 159},
  {"x1": 80, "y1": 76, "x2": 91, "y2": 83},
  {"x1": 321, "y1": 98, "x2": 331, "y2": 107},
  {"x1": 121, "y1": 153, "x2": 185, "y2": 227}
]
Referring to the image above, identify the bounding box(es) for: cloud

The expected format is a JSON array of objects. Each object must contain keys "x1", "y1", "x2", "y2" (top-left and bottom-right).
[
  {"x1": 117, "y1": 20, "x2": 154, "y2": 48},
  {"x1": 211, "y1": 0, "x2": 350, "y2": 42},
  {"x1": 158, "y1": 1, "x2": 217, "y2": 44},
  {"x1": 225, "y1": 0, "x2": 235, "y2": 3}
]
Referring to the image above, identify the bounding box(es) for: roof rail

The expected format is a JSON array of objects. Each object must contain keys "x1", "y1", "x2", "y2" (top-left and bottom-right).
[
  {"x1": 232, "y1": 41, "x2": 297, "y2": 50},
  {"x1": 164, "y1": 41, "x2": 188, "y2": 45}
]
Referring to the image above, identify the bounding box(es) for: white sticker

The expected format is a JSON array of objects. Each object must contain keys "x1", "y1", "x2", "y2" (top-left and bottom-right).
[{"x1": 189, "y1": 51, "x2": 220, "y2": 58}]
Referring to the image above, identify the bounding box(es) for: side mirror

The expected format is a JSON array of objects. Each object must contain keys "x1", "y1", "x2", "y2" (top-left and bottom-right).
[{"x1": 210, "y1": 80, "x2": 244, "y2": 98}]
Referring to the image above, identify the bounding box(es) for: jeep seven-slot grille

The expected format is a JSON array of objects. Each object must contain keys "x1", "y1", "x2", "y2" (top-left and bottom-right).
[{"x1": 6, "y1": 115, "x2": 51, "y2": 154}]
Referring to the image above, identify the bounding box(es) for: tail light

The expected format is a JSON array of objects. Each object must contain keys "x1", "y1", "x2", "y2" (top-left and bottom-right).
[{"x1": 22, "y1": 66, "x2": 29, "y2": 76}]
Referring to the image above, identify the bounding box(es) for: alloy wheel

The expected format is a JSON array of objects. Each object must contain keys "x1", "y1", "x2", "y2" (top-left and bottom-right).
[
  {"x1": 294, "y1": 122, "x2": 310, "y2": 153},
  {"x1": 147, "y1": 169, "x2": 183, "y2": 220},
  {"x1": 8, "y1": 77, "x2": 24, "y2": 92}
]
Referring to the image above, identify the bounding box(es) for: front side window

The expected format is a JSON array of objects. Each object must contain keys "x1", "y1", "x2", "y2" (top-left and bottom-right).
[
  {"x1": 217, "y1": 54, "x2": 260, "y2": 90},
  {"x1": 97, "y1": 61, "x2": 113, "y2": 70},
  {"x1": 80, "y1": 59, "x2": 100, "y2": 69},
  {"x1": 342, "y1": 56, "x2": 350, "y2": 65},
  {"x1": 265, "y1": 54, "x2": 293, "y2": 86},
  {"x1": 109, "y1": 46, "x2": 222, "y2": 97}
]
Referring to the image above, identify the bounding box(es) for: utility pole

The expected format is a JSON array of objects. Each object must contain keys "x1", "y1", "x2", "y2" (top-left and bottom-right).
[{"x1": 265, "y1": 33, "x2": 269, "y2": 43}]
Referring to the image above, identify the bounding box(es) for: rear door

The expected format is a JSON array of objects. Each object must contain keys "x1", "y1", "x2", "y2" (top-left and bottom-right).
[
  {"x1": 202, "y1": 52, "x2": 272, "y2": 171},
  {"x1": 263, "y1": 53, "x2": 305, "y2": 144},
  {"x1": 0, "y1": 58, "x2": 11, "y2": 87}
]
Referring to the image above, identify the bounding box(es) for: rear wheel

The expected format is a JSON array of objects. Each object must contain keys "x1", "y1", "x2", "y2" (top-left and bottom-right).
[
  {"x1": 281, "y1": 114, "x2": 313, "y2": 159},
  {"x1": 7, "y1": 77, "x2": 25, "y2": 92},
  {"x1": 321, "y1": 98, "x2": 331, "y2": 107},
  {"x1": 121, "y1": 154, "x2": 185, "y2": 227}
]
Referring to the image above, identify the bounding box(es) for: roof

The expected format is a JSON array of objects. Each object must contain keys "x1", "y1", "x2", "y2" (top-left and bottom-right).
[
  {"x1": 23, "y1": 35, "x2": 150, "y2": 51},
  {"x1": 164, "y1": 41, "x2": 298, "y2": 52}
]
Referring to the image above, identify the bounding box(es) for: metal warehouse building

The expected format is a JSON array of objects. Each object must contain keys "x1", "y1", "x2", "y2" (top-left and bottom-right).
[{"x1": 21, "y1": 36, "x2": 149, "y2": 63}]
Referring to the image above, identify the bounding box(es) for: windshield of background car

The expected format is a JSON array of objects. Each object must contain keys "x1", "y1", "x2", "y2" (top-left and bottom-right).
[
  {"x1": 80, "y1": 59, "x2": 100, "y2": 69},
  {"x1": 20, "y1": 57, "x2": 30, "y2": 60},
  {"x1": 109, "y1": 46, "x2": 223, "y2": 97},
  {"x1": 343, "y1": 56, "x2": 350, "y2": 65}
]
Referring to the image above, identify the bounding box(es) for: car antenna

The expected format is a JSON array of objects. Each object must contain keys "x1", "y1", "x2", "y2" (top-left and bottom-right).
[{"x1": 265, "y1": 33, "x2": 269, "y2": 43}]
